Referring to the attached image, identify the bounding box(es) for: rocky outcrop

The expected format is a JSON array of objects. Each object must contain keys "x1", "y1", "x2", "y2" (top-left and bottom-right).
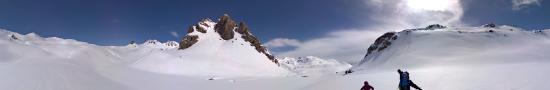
[
  {"x1": 187, "y1": 24, "x2": 207, "y2": 34},
  {"x1": 177, "y1": 14, "x2": 279, "y2": 65},
  {"x1": 145, "y1": 40, "x2": 160, "y2": 44},
  {"x1": 178, "y1": 35, "x2": 198, "y2": 50},
  {"x1": 483, "y1": 23, "x2": 496, "y2": 28},
  {"x1": 425, "y1": 24, "x2": 446, "y2": 30},
  {"x1": 165, "y1": 41, "x2": 179, "y2": 47},
  {"x1": 236, "y1": 22, "x2": 249, "y2": 34},
  {"x1": 214, "y1": 14, "x2": 236, "y2": 40},
  {"x1": 186, "y1": 26, "x2": 195, "y2": 33},
  {"x1": 364, "y1": 32, "x2": 398, "y2": 57},
  {"x1": 9, "y1": 34, "x2": 18, "y2": 40},
  {"x1": 196, "y1": 26, "x2": 207, "y2": 33},
  {"x1": 196, "y1": 19, "x2": 210, "y2": 33}
]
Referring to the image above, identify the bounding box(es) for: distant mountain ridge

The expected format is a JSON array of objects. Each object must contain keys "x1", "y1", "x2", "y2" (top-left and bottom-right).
[{"x1": 0, "y1": 14, "x2": 290, "y2": 78}]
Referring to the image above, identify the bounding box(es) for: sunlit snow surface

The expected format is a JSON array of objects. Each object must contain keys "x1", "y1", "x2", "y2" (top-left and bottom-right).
[{"x1": 1, "y1": 25, "x2": 550, "y2": 90}]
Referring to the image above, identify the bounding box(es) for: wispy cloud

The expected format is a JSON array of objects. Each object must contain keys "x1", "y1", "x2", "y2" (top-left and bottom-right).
[
  {"x1": 170, "y1": 31, "x2": 179, "y2": 38},
  {"x1": 512, "y1": 0, "x2": 542, "y2": 10},
  {"x1": 275, "y1": 29, "x2": 390, "y2": 64},
  {"x1": 264, "y1": 38, "x2": 302, "y2": 48}
]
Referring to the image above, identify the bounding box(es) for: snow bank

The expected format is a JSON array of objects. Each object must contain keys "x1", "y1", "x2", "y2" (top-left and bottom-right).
[{"x1": 279, "y1": 56, "x2": 351, "y2": 75}]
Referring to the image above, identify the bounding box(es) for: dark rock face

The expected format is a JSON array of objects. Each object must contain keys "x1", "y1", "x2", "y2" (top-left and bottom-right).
[
  {"x1": 196, "y1": 26, "x2": 207, "y2": 33},
  {"x1": 187, "y1": 25, "x2": 207, "y2": 34},
  {"x1": 236, "y1": 22, "x2": 278, "y2": 64},
  {"x1": 10, "y1": 34, "x2": 18, "y2": 40},
  {"x1": 236, "y1": 22, "x2": 249, "y2": 34},
  {"x1": 364, "y1": 32, "x2": 398, "y2": 57},
  {"x1": 187, "y1": 26, "x2": 195, "y2": 33},
  {"x1": 165, "y1": 41, "x2": 179, "y2": 47},
  {"x1": 196, "y1": 19, "x2": 210, "y2": 33},
  {"x1": 145, "y1": 40, "x2": 160, "y2": 44},
  {"x1": 483, "y1": 23, "x2": 496, "y2": 28},
  {"x1": 178, "y1": 26, "x2": 200, "y2": 50},
  {"x1": 425, "y1": 24, "x2": 446, "y2": 30},
  {"x1": 178, "y1": 35, "x2": 199, "y2": 50},
  {"x1": 214, "y1": 14, "x2": 236, "y2": 40}
]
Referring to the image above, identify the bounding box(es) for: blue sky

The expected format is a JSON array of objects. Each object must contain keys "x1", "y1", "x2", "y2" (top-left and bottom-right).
[
  {"x1": 0, "y1": 0, "x2": 548, "y2": 62},
  {"x1": 0, "y1": 0, "x2": 372, "y2": 45}
]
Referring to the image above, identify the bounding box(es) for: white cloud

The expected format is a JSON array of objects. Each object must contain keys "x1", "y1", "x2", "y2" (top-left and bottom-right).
[
  {"x1": 275, "y1": 28, "x2": 396, "y2": 64},
  {"x1": 170, "y1": 31, "x2": 179, "y2": 38},
  {"x1": 368, "y1": 0, "x2": 465, "y2": 27},
  {"x1": 264, "y1": 38, "x2": 302, "y2": 48},
  {"x1": 512, "y1": 0, "x2": 541, "y2": 10},
  {"x1": 270, "y1": 0, "x2": 466, "y2": 64}
]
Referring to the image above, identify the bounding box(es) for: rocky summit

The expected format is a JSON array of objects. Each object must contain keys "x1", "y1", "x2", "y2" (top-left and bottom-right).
[{"x1": 178, "y1": 14, "x2": 278, "y2": 64}]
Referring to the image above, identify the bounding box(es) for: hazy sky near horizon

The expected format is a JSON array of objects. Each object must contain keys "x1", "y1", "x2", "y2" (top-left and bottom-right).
[{"x1": 0, "y1": 0, "x2": 548, "y2": 62}]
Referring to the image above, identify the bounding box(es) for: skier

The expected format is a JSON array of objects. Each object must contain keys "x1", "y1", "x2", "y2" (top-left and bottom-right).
[
  {"x1": 360, "y1": 81, "x2": 374, "y2": 90},
  {"x1": 398, "y1": 69, "x2": 422, "y2": 90}
]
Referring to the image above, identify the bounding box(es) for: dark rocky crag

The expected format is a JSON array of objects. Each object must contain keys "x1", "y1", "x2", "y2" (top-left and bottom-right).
[
  {"x1": 363, "y1": 32, "x2": 398, "y2": 57},
  {"x1": 424, "y1": 24, "x2": 447, "y2": 30},
  {"x1": 361, "y1": 24, "x2": 449, "y2": 62},
  {"x1": 362, "y1": 24, "x2": 447, "y2": 58},
  {"x1": 214, "y1": 14, "x2": 237, "y2": 40},
  {"x1": 178, "y1": 35, "x2": 198, "y2": 49},
  {"x1": 178, "y1": 14, "x2": 279, "y2": 65},
  {"x1": 483, "y1": 23, "x2": 497, "y2": 28}
]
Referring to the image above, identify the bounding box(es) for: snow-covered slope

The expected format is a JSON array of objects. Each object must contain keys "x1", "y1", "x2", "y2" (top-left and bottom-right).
[
  {"x1": 126, "y1": 14, "x2": 288, "y2": 77},
  {"x1": 279, "y1": 56, "x2": 351, "y2": 75},
  {"x1": 0, "y1": 14, "x2": 291, "y2": 90},
  {"x1": 319, "y1": 24, "x2": 550, "y2": 90},
  {"x1": 0, "y1": 29, "x2": 130, "y2": 90},
  {"x1": 353, "y1": 25, "x2": 550, "y2": 71}
]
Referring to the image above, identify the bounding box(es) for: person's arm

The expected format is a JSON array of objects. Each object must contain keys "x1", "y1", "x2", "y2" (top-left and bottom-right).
[
  {"x1": 398, "y1": 69, "x2": 403, "y2": 74},
  {"x1": 371, "y1": 87, "x2": 374, "y2": 90},
  {"x1": 360, "y1": 86, "x2": 365, "y2": 90},
  {"x1": 409, "y1": 80, "x2": 422, "y2": 90}
]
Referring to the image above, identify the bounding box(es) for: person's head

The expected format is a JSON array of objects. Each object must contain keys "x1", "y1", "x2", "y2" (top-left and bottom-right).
[{"x1": 364, "y1": 81, "x2": 369, "y2": 85}]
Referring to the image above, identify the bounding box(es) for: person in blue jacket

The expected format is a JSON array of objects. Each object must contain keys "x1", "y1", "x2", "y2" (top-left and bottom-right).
[{"x1": 398, "y1": 69, "x2": 422, "y2": 90}]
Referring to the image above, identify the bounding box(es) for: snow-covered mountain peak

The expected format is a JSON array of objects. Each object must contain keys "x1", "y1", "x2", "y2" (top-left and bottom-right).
[
  {"x1": 352, "y1": 24, "x2": 550, "y2": 72},
  {"x1": 1, "y1": 29, "x2": 89, "y2": 46},
  {"x1": 178, "y1": 14, "x2": 278, "y2": 64},
  {"x1": 143, "y1": 39, "x2": 161, "y2": 45},
  {"x1": 164, "y1": 40, "x2": 179, "y2": 47},
  {"x1": 424, "y1": 24, "x2": 447, "y2": 30},
  {"x1": 134, "y1": 39, "x2": 179, "y2": 48},
  {"x1": 405, "y1": 24, "x2": 447, "y2": 31}
]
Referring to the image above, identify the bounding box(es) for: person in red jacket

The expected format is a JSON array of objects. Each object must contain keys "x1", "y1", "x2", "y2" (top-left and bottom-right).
[{"x1": 361, "y1": 81, "x2": 374, "y2": 90}]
